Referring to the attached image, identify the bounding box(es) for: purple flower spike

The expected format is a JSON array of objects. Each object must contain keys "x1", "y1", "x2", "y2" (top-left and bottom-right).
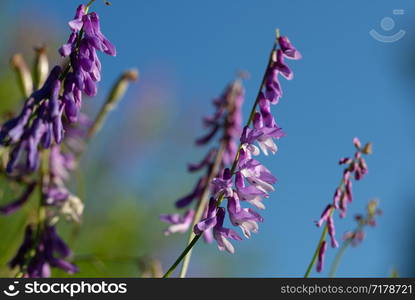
[
  {"x1": 160, "y1": 210, "x2": 195, "y2": 236},
  {"x1": 212, "y1": 207, "x2": 242, "y2": 254},
  {"x1": 316, "y1": 241, "x2": 327, "y2": 273}
]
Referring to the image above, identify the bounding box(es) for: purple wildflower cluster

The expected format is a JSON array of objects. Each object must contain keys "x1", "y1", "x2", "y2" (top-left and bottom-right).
[
  {"x1": 192, "y1": 36, "x2": 301, "y2": 253},
  {"x1": 0, "y1": 3, "x2": 115, "y2": 277},
  {"x1": 161, "y1": 79, "x2": 245, "y2": 242},
  {"x1": 0, "y1": 4, "x2": 115, "y2": 177},
  {"x1": 315, "y1": 137, "x2": 372, "y2": 272},
  {"x1": 10, "y1": 225, "x2": 78, "y2": 277},
  {"x1": 343, "y1": 199, "x2": 382, "y2": 247}
]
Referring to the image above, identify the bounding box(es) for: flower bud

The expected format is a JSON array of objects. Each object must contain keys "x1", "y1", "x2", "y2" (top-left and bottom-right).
[
  {"x1": 10, "y1": 54, "x2": 33, "y2": 97},
  {"x1": 107, "y1": 69, "x2": 139, "y2": 109},
  {"x1": 353, "y1": 137, "x2": 361, "y2": 150},
  {"x1": 362, "y1": 142, "x2": 373, "y2": 155},
  {"x1": 33, "y1": 47, "x2": 49, "y2": 90}
]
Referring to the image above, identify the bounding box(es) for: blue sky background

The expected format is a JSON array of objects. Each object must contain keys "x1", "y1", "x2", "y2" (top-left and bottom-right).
[{"x1": 3, "y1": 0, "x2": 415, "y2": 277}]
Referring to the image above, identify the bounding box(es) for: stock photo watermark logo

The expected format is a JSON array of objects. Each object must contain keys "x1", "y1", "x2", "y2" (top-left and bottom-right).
[
  {"x1": 369, "y1": 9, "x2": 406, "y2": 43},
  {"x1": 2, "y1": 281, "x2": 128, "y2": 297},
  {"x1": 3, "y1": 281, "x2": 20, "y2": 297}
]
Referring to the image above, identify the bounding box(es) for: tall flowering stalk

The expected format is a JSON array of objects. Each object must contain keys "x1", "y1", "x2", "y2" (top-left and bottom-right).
[
  {"x1": 329, "y1": 199, "x2": 382, "y2": 277},
  {"x1": 0, "y1": 1, "x2": 134, "y2": 277},
  {"x1": 304, "y1": 138, "x2": 373, "y2": 277},
  {"x1": 162, "y1": 31, "x2": 301, "y2": 278},
  {"x1": 161, "y1": 77, "x2": 245, "y2": 277}
]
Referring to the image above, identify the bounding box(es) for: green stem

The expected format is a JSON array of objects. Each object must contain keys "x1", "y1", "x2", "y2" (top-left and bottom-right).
[
  {"x1": 162, "y1": 38, "x2": 278, "y2": 278},
  {"x1": 178, "y1": 79, "x2": 244, "y2": 278},
  {"x1": 328, "y1": 223, "x2": 364, "y2": 277},
  {"x1": 328, "y1": 239, "x2": 350, "y2": 277},
  {"x1": 179, "y1": 142, "x2": 226, "y2": 278},
  {"x1": 304, "y1": 207, "x2": 334, "y2": 278},
  {"x1": 163, "y1": 234, "x2": 201, "y2": 278}
]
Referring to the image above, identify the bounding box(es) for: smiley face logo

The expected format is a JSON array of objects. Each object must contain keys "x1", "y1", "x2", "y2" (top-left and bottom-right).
[
  {"x1": 370, "y1": 9, "x2": 405, "y2": 43},
  {"x1": 3, "y1": 281, "x2": 20, "y2": 297}
]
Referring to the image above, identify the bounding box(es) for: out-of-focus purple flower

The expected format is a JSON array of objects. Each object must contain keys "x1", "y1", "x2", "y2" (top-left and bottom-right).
[
  {"x1": 342, "y1": 199, "x2": 381, "y2": 247},
  {"x1": 160, "y1": 210, "x2": 195, "y2": 236},
  {"x1": 316, "y1": 241, "x2": 327, "y2": 273},
  {"x1": 163, "y1": 80, "x2": 245, "y2": 240},
  {"x1": 0, "y1": 182, "x2": 36, "y2": 215},
  {"x1": 312, "y1": 138, "x2": 372, "y2": 273},
  {"x1": 175, "y1": 177, "x2": 205, "y2": 208},
  {"x1": 1, "y1": 67, "x2": 65, "y2": 175},
  {"x1": 10, "y1": 225, "x2": 78, "y2": 277}
]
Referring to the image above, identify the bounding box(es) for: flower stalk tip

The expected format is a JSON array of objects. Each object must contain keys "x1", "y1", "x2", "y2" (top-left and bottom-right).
[{"x1": 10, "y1": 54, "x2": 33, "y2": 98}]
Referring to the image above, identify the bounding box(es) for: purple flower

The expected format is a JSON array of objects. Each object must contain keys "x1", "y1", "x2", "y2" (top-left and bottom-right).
[
  {"x1": 59, "y1": 5, "x2": 116, "y2": 122},
  {"x1": 194, "y1": 198, "x2": 218, "y2": 235},
  {"x1": 316, "y1": 241, "x2": 327, "y2": 273},
  {"x1": 274, "y1": 49, "x2": 293, "y2": 80},
  {"x1": 10, "y1": 225, "x2": 78, "y2": 277},
  {"x1": 211, "y1": 168, "x2": 233, "y2": 198},
  {"x1": 0, "y1": 183, "x2": 36, "y2": 215},
  {"x1": 264, "y1": 67, "x2": 282, "y2": 105},
  {"x1": 238, "y1": 152, "x2": 277, "y2": 193},
  {"x1": 327, "y1": 216, "x2": 338, "y2": 248},
  {"x1": 160, "y1": 210, "x2": 195, "y2": 236},
  {"x1": 278, "y1": 36, "x2": 302, "y2": 60},
  {"x1": 175, "y1": 177, "x2": 205, "y2": 208},
  {"x1": 343, "y1": 200, "x2": 381, "y2": 247},
  {"x1": 235, "y1": 171, "x2": 268, "y2": 210},
  {"x1": 212, "y1": 207, "x2": 242, "y2": 254},
  {"x1": 312, "y1": 138, "x2": 372, "y2": 272},
  {"x1": 163, "y1": 80, "x2": 245, "y2": 239},
  {"x1": 227, "y1": 195, "x2": 263, "y2": 238},
  {"x1": 315, "y1": 204, "x2": 332, "y2": 227}
]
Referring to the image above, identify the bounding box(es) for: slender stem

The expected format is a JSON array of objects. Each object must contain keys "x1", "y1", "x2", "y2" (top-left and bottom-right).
[
  {"x1": 178, "y1": 79, "x2": 244, "y2": 278},
  {"x1": 179, "y1": 142, "x2": 226, "y2": 278},
  {"x1": 163, "y1": 234, "x2": 201, "y2": 278},
  {"x1": 304, "y1": 207, "x2": 334, "y2": 278},
  {"x1": 328, "y1": 239, "x2": 350, "y2": 277},
  {"x1": 162, "y1": 38, "x2": 278, "y2": 278},
  {"x1": 328, "y1": 223, "x2": 364, "y2": 277}
]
